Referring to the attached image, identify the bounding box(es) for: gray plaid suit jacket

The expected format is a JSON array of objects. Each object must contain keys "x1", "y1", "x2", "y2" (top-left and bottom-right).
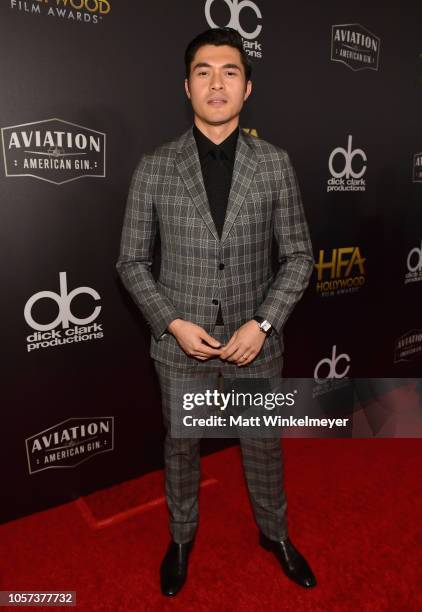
[{"x1": 116, "y1": 126, "x2": 314, "y2": 368}]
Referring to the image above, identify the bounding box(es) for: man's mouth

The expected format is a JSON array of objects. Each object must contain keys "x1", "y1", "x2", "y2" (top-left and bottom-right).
[{"x1": 207, "y1": 98, "x2": 227, "y2": 106}]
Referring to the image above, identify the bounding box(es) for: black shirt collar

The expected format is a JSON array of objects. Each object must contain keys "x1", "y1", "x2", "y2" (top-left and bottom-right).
[{"x1": 193, "y1": 124, "x2": 239, "y2": 162}]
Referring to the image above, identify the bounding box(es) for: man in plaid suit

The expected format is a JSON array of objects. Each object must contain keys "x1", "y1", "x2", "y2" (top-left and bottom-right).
[{"x1": 116, "y1": 27, "x2": 316, "y2": 596}]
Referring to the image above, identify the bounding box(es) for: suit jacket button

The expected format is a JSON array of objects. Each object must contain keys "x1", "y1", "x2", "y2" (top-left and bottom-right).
[
  {"x1": 219, "y1": 263, "x2": 225, "y2": 270},
  {"x1": 212, "y1": 299, "x2": 219, "y2": 305}
]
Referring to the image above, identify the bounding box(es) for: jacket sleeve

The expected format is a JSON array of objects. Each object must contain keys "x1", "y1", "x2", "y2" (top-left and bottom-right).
[
  {"x1": 254, "y1": 151, "x2": 314, "y2": 335},
  {"x1": 115, "y1": 154, "x2": 181, "y2": 340}
]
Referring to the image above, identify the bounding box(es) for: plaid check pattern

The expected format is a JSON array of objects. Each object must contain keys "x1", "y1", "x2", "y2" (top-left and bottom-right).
[
  {"x1": 154, "y1": 324, "x2": 288, "y2": 543},
  {"x1": 116, "y1": 126, "x2": 314, "y2": 368},
  {"x1": 116, "y1": 126, "x2": 314, "y2": 543}
]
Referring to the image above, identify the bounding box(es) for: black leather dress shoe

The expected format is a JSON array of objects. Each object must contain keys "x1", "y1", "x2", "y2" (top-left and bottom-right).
[
  {"x1": 259, "y1": 531, "x2": 317, "y2": 588},
  {"x1": 160, "y1": 539, "x2": 194, "y2": 597}
]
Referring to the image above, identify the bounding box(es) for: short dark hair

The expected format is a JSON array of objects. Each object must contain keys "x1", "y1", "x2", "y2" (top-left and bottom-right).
[{"x1": 184, "y1": 27, "x2": 252, "y2": 81}]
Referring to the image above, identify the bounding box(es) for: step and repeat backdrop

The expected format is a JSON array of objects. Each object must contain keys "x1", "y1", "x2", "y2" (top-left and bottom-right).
[{"x1": 1, "y1": 0, "x2": 421, "y2": 523}]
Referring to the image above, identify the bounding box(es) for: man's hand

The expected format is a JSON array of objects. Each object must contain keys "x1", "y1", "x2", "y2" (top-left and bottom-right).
[
  {"x1": 167, "y1": 319, "x2": 222, "y2": 361},
  {"x1": 219, "y1": 320, "x2": 266, "y2": 366}
]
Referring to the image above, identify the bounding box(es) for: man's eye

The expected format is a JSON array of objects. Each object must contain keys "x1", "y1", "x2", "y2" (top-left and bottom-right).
[{"x1": 227, "y1": 71, "x2": 236, "y2": 76}]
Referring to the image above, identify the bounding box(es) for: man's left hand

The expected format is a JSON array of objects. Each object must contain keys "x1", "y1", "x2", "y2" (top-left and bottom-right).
[{"x1": 219, "y1": 320, "x2": 267, "y2": 366}]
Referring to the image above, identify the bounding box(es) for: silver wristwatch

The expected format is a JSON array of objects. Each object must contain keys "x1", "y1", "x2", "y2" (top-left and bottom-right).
[{"x1": 253, "y1": 316, "x2": 273, "y2": 336}]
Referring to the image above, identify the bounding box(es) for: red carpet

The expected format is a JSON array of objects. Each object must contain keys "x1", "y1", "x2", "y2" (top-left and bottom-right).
[{"x1": 1, "y1": 439, "x2": 421, "y2": 611}]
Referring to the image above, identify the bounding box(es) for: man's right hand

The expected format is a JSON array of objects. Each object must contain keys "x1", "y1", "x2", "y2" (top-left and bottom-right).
[{"x1": 167, "y1": 319, "x2": 222, "y2": 361}]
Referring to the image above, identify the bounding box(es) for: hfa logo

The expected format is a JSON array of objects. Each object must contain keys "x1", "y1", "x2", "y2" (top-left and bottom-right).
[
  {"x1": 405, "y1": 241, "x2": 422, "y2": 285},
  {"x1": 24, "y1": 272, "x2": 104, "y2": 352},
  {"x1": 315, "y1": 247, "x2": 366, "y2": 296},
  {"x1": 327, "y1": 135, "x2": 367, "y2": 192},
  {"x1": 242, "y1": 127, "x2": 259, "y2": 137},
  {"x1": 10, "y1": 0, "x2": 111, "y2": 25},
  {"x1": 331, "y1": 23, "x2": 380, "y2": 71},
  {"x1": 205, "y1": 0, "x2": 263, "y2": 58}
]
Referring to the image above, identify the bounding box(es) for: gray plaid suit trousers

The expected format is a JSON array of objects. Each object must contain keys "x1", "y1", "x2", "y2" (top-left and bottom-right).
[{"x1": 154, "y1": 324, "x2": 288, "y2": 544}]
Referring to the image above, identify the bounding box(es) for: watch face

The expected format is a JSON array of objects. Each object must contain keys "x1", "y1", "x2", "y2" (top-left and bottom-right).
[{"x1": 261, "y1": 321, "x2": 271, "y2": 333}]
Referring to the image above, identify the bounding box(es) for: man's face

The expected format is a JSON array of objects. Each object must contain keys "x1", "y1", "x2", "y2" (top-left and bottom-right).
[{"x1": 184, "y1": 44, "x2": 252, "y2": 126}]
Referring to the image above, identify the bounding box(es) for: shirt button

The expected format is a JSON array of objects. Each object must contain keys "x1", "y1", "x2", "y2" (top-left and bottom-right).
[
  {"x1": 212, "y1": 299, "x2": 219, "y2": 305},
  {"x1": 219, "y1": 263, "x2": 225, "y2": 270}
]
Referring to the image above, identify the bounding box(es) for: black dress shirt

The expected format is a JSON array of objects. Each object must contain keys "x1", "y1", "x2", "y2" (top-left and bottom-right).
[{"x1": 193, "y1": 124, "x2": 239, "y2": 324}]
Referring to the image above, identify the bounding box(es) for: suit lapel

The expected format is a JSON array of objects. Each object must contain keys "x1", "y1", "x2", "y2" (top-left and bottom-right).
[
  {"x1": 175, "y1": 127, "x2": 219, "y2": 241},
  {"x1": 221, "y1": 129, "x2": 257, "y2": 243},
  {"x1": 175, "y1": 126, "x2": 258, "y2": 244}
]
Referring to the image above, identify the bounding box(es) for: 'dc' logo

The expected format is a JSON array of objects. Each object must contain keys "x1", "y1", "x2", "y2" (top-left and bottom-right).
[
  {"x1": 314, "y1": 345, "x2": 351, "y2": 383},
  {"x1": 407, "y1": 241, "x2": 422, "y2": 272},
  {"x1": 205, "y1": 0, "x2": 262, "y2": 40},
  {"x1": 328, "y1": 135, "x2": 367, "y2": 179},
  {"x1": 24, "y1": 272, "x2": 101, "y2": 331}
]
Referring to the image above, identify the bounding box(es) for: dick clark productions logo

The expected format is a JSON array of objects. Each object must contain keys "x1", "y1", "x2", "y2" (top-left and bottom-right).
[
  {"x1": 205, "y1": 0, "x2": 263, "y2": 58},
  {"x1": 327, "y1": 135, "x2": 367, "y2": 192},
  {"x1": 312, "y1": 345, "x2": 351, "y2": 398},
  {"x1": 405, "y1": 241, "x2": 422, "y2": 285},
  {"x1": 24, "y1": 272, "x2": 104, "y2": 352},
  {"x1": 314, "y1": 345, "x2": 351, "y2": 383}
]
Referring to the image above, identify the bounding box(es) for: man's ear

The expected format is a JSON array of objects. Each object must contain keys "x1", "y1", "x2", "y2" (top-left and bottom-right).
[
  {"x1": 184, "y1": 78, "x2": 191, "y2": 99},
  {"x1": 244, "y1": 79, "x2": 252, "y2": 101}
]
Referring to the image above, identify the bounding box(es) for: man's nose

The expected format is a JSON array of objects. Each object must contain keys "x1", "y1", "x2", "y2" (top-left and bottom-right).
[{"x1": 210, "y1": 73, "x2": 224, "y2": 89}]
